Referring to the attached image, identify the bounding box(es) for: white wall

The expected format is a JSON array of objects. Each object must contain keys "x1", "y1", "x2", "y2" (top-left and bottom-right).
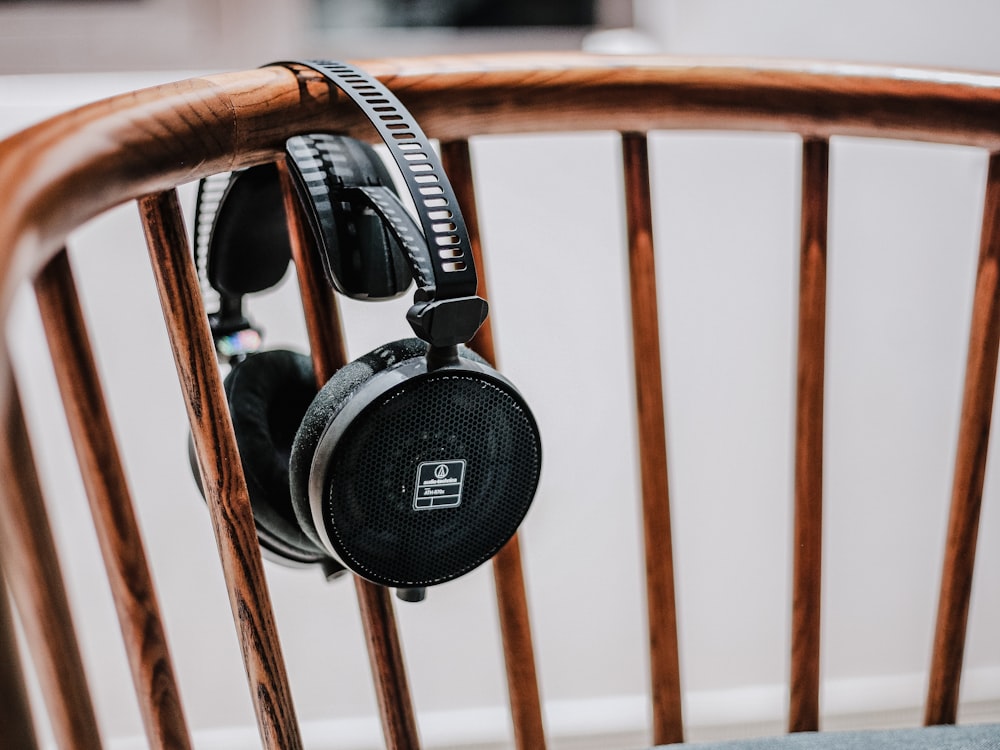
[
  {"x1": 630, "y1": 0, "x2": 1000, "y2": 733},
  {"x1": 2, "y1": 2, "x2": 1000, "y2": 748}
]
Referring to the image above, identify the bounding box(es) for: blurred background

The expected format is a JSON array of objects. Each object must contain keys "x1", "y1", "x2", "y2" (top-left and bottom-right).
[
  {"x1": 2, "y1": 1, "x2": 1000, "y2": 749},
  {"x1": 0, "y1": 0, "x2": 631, "y2": 72}
]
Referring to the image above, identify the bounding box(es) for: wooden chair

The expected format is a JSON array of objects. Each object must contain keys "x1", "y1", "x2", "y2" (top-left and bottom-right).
[{"x1": 0, "y1": 54, "x2": 996, "y2": 749}]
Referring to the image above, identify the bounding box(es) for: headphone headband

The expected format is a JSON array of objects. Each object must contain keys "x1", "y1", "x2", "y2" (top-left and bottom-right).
[
  {"x1": 190, "y1": 62, "x2": 541, "y2": 592},
  {"x1": 272, "y1": 60, "x2": 488, "y2": 348}
]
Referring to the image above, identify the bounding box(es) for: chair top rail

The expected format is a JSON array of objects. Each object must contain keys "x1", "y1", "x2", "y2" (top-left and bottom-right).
[
  {"x1": 2, "y1": 49, "x2": 999, "y2": 744},
  {"x1": 3, "y1": 52, "x2": 1000, "y2": 368}
]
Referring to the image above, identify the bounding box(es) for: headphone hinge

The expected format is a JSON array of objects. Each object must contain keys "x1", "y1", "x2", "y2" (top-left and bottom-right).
[
  {"x1": 208, "y1": 294, "x2": 262, "y2": 363},
  {"x1": 407, "y1": 296, "x2": 488, "y2": 348}
]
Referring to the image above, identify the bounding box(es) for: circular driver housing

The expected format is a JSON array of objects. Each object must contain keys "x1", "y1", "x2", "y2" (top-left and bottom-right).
[{"x1": 308, "y1": 359, "x2": 541, "y2": 588}]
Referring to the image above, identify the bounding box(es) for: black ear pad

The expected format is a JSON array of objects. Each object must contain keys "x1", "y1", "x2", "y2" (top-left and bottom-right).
[
  {"x1": 339, "y1": 135, "x2": 398, "y2": 194},
  {"x1": 288, "y1": 338, "x2": 431, "y2": 550},
  {"x1": 316, "y1": 136, "x2": 411, "y2": 299},
  {"x1": 285, "y1": 134, "x2": 412, "y2": 300},
  {"x1": 208, "y1": 163, "x2": 293, "y2": 298},
  {"x1": 223, "y1": 349, "x2": 332, "y2": 565}
]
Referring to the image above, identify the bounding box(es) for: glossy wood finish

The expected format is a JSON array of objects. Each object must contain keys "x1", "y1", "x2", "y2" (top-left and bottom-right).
[
  {"x1": 0, "y1": 564, "x2": 40, "y2": 750},
  {"x1": 354, "y1": 585, "x2": 420, "y2": 749},
  {"x1": 9, "y1": 54, "x2": 1000, "y2": 322},
  {"x1": 137, "y1": 190, "x2": 303, "y2": 750},
  {"x1": 925, "y1": 152, "x2": 1000, "y2": 725},
  {"x1": 789, "y1": 138, "x2": 830, "y2": 733},
  {"x1": 34, "y1": 249, "x2": 192, "y2": 750},
  {"x1": 0, "y1": 54, "x2": 999, "y2": 745},
  {"x1": 0, "y1": 370, "x2": 103, "y2": 749},
  {"x1": 278, "y1": 162, "x2": 421, "y2": 750},
  {"x1": 621, "y1": 132, "x2": 684, "y2": 745},
  {"x1": 441, "y1": 138, "x2": 548, "y2": 750}
]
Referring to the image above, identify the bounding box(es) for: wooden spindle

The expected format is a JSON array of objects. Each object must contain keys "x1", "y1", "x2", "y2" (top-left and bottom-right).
[
  {"x1": 0, "y1": 367, "x2": 103, "y2": 749},
  {"x1": 34, "y1": 249, "x2": 192, "y2": 750},
  {"x1": 353, "y1": 585, "x2": 420, "y2": 750},
  {"x1": 925, "y1": 152, "x2": 1000, "y2": 725},
  {"x1": 0, "y1": 563, "x2": 40, "y2": 749},
  {"x1": 789, "y1": 137, "x2": 829, "y2": 733},
  {"x1": 277, "y1": 162, "x2": 349, "y2": 378},
  {"x1": 277, "y1": 161, "x2": 421, "y2": 750},
  {"x1": 620, "y1": 132, "x2": 684, "y2": 745},
  {"x1": 137, "y1": 189, "x2": 303, "y2": 750},
  {"x1": 441, "y1": 138, "x2": 548, "y2": 750}
]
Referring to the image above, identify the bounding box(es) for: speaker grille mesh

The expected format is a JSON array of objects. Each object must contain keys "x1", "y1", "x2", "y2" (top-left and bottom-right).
[{"x1": 322, "y1": 371, "x2": 541, "y2": 587}]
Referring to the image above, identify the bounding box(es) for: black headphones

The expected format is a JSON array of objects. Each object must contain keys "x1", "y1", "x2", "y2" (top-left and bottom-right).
[{"x1": 189, "y1": 61, "x2": 542, "y2": 598}]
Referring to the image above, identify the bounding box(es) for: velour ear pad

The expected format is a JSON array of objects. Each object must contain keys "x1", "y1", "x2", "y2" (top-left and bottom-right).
[
  {"x1": 337, "y1": 135, "x2": 397, "y2": 192},
  {"x1": 339, "y1": 138, "x2": 411, "y2": 298},
  {"x1": 224, "y1": 349, "x2": 329, "y2": 563},
  {"x1": 288, "y1": 338, "x2": 437, "y2": 550},
  {"x1": 285, "y1": 134, "x2": 411, "y2": 300},
  {"x1": 208, "y1": 163, "x2": 292, "y2": 298}
]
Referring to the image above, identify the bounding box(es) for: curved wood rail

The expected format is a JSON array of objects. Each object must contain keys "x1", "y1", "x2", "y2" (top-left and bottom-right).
[
  {"x1": 2, "y1": 52, "x2": 1000, "y2": 744},
  {"x1": 7, "y1": 54, "x2": 1000, "y2": 319}
]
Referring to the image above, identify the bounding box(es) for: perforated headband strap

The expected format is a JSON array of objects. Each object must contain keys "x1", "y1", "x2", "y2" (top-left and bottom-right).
[{"x1": 272, "y1": 59, "x2": 488, "y2": 348}]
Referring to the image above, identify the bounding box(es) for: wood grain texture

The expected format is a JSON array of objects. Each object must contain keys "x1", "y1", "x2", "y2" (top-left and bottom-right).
[
  {"x1": 925, "y1": 152, "x2": 1000, "y2": 725},
  {"x1": 137, "y1": 190, "x2": 303, "y2": 750},
  {"x1": 278, "y1": 161, "x2": 421, "y2": 750},
  {"x1": 488, "y1": 535, "x2": 545, "y2": 750},
  {"x1": 34, "y1": 249, "x2": 192, "y2": 750},
  {"x1": 8, "y1": 55, "x2": 1000, "y2": 319},
  {"x1": 789, "y1": 138, "x2": 830, "y2": 734},
  {"x1": 0, "y1": 369, "x2": 103, "y2": 749},
  {"x1": 2, "y1": 54, "x2": 1000, "y2": 745},
  {"x1": 354, "y1": 583, "x2": 421, "y2": 750},
  {"x1": 0, "y1": 562, "x2": 40, "y2": 750},
  {"x1": 621, "y1": 132, "x2": 684, "y2": 745},
  {"x1": 0, "y1": 57, "x2": 995, "y2": 312},
  {"x1": 441, "y1": 138, "x2": 548, "y2": 750}
]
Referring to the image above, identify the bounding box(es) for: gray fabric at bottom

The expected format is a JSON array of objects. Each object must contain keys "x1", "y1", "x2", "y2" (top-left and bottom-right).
[{"x1": 654, "y1": 724, "x2": 1000, "y2": 749}]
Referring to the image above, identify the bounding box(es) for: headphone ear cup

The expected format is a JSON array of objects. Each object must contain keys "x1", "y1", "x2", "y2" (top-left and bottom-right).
[
  {"x1": 285, "y1": 134, "x2": 412, "y2": 300},
  {"x1": 288, "y1": 338, "x2": 430, "y2": 550},
  {"x1": 207, "y1": 163, "x2": 293, "y2": 298},
  {"x1": 223, "y1": 350, "x2": 333, "y2": 566},
  {"x1": 343, "y1": 138, "x2": 411, "y2": 297},
  {"x1": 291, "y1": 338, "x2": 540, "y2": 588}
]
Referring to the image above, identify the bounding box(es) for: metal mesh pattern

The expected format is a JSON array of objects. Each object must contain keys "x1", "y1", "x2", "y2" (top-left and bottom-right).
[{"x1": 322, "y1": 371, "x2": 541, "y2": 587}]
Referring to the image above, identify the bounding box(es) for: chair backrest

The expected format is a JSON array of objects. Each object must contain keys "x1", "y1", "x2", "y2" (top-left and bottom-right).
[{"x1": 0, "y1": 54, "x2": 997, "y2": 750}]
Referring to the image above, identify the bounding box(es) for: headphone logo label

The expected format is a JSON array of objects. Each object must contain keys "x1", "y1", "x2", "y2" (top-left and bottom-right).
[{"x1": 413, "y1": 460, "x2": 466, "y2": 510}]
